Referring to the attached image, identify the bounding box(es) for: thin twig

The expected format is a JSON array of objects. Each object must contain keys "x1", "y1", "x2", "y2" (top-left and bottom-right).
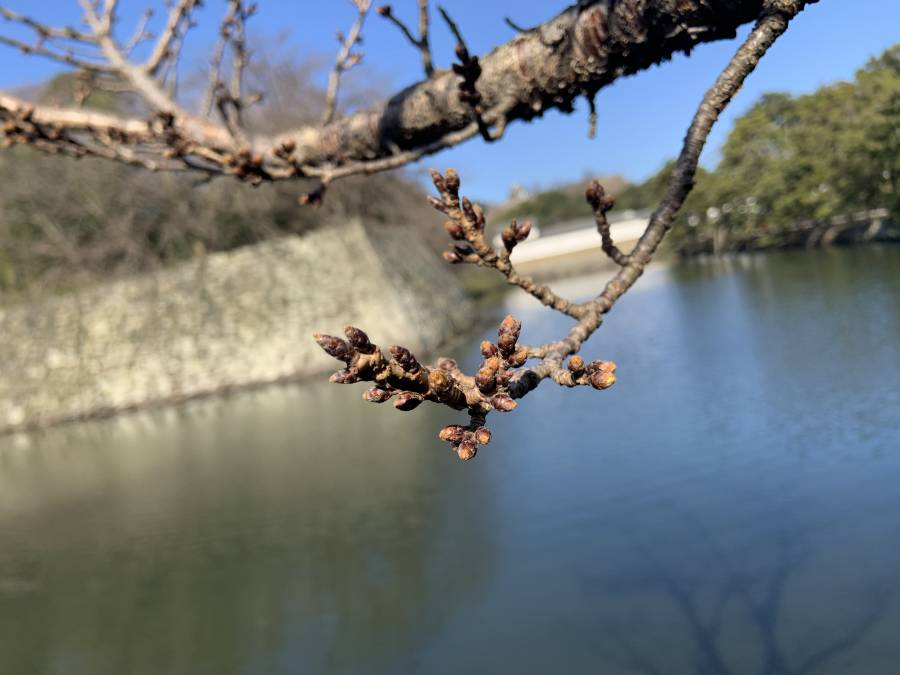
[{"x1": 321, "y1": 0, "x2": 372, "y2": 126}]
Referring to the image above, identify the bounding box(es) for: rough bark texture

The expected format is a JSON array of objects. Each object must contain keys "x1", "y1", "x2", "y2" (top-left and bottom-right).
[{"x1": 2, "y1": 1, "x2": 786, "y2": 183}]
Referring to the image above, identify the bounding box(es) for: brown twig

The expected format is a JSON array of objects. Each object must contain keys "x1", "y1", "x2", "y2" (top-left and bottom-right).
[
  {"x1": 586, "y1": 180, "x2": 630, "y2": 266},
  {"x1": 321, "y1": 0, "x2": 372, "y2": 126},
  {"x1": 376, "y1": 1, "x2": 433, "y2": 77}
]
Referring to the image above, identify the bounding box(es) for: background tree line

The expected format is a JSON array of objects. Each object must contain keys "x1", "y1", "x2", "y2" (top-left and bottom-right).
[{"x1": 494, "y1": 43, "x2": 898, "y2": 255}]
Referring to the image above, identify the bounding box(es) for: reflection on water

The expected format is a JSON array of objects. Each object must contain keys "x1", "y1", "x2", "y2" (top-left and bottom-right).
[{"x1": 2, "y1": 245, "x2": 899, "y2": 674}]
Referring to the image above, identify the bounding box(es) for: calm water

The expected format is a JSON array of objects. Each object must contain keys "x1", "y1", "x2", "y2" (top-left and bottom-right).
[{"x1": 1, "y1": 246, "x2": 899, "y2": 675}]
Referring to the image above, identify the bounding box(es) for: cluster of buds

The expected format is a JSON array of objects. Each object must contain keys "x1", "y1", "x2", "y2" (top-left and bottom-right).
[
  {"x1": 225, "y1": 146, "x2": 270, "y2": 186},
  {"x1": 500, "y1": 220, "x2": 532, "y2": 252},
  {"x1": 566, "y1": 355, "x2": 617, "y2": 390},
  {"x1": 439, "y1": 422, "x2": 491, "y2": 461},
  {"x1": 314, "y1": 316, "x2": 616, "y2": 462},
  {"x1": 429, "y1": 168, "x2": 498, "y2": 267},
  {"x1": 449, "y1": 36, "x2": 482, "y2": 113}
]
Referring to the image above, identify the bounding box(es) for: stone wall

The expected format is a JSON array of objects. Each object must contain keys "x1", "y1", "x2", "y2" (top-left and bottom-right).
[{"x1": 0, "y1": 220, "x2": 471, "y2": 433}]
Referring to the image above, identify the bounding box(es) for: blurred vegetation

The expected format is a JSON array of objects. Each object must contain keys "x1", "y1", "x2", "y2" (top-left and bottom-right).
[
  {"x1": 0, "y1": 61, "x2": 438, "y2": 296},
  {"x1": 655, "y1": 44, "x2": 899, "y2": 254}
]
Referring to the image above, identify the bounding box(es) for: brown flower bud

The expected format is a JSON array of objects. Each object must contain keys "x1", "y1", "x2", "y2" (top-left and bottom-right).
[
  {"x1": 496, "y1": 370, "x2": 513, "y2": 387},
  {"x1": 461, "y1": 197, "x2": 476, "y2": 223},
  {"x1": 475, "y1": 367, "x2": 496, "y2": 393},
  {"x1": 491, "y1": 393, "x2": 517, "y2": 412},
  {"x1": 436, "y1": 357, "x2": 458, "y2": 371},
  {"x1": 457, "y1": 439, "x2": 477, "y2": 461},
  {"x1": 567, "y1": 355, "x2": 585, "y2": 374},
  {"x1": 313, "y1": 333, "x2": 351, "y2": 362},
  {"x1": 585, "y1": 180, "x2": 615, "y2": 211},
  {"x1": 394, "y1": 392, "x2": 424, "y2": 411},
  {"x1": 480, "y1": 341, "x2": 498, "y2": 358},
  {"x1": 497, "y1": 315, "x2": 522, "y2": 354},
  {"x1": 344, "y1": 326, "x2": 374, "y2": 353},
  {"x1": 428, "y1": 196, "x2": 449, "y2": 214},
  {"x1": 587, "y1": 359, "x2": 617, "y2": 374},
  {"x1": 472, "y1": 203, "x2": 485, "y2": 230},
  {"x1": 515, "y1": 220, "x2": 532, "y2": 241},
  {"x1": 428, "y1": 368, "x2": 452, "y2": 394},
  {"x1": 442, "y1": 249, "x2": 463, "y2": 264},
  {"x1": 501, "y1": 225, "x2": 517, "y2": 251},
  {"x1": 389, "y1": 345, "x2": 421, "y2": 372},
  {"x1": 444, "y1": 219, "x2": 465, "y2": 240},
  {"x1": 429, "y1": 168, "x2": 445, "y2": 192},
  {"x1": 474, "y1": 427, "x2": 492, "y2": 445},
  {"x1": 362, "y1": 387, "x2": 393, "y2": 402},
  {"x1": 444, "y1": 168, "x2": 460, "y2": 194},
  {"x1": 589, "y1": 370, "x2": 616, "y2": 390},
  {"x1": 376, "y1": 5, "x2": 391, "y2": 16},
  {"x1": 506, "y1": 347, "x2": 528, "y2": 368},
  {"x1": 329, "y1": 369, "x2": 358, "y2": 384},
  {"x1": 439, "y1": 425, "x2": 466, "y2": 444}
]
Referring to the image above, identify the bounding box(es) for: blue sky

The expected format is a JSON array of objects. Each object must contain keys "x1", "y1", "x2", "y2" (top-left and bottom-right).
[{"x1": 1, "y1": 1, "x2": 898, "y2": 202}]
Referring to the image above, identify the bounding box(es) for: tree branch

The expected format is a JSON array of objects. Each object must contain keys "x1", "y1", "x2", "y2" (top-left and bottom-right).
[
  {"x1": 2, "y1": 1, "x2": 814, "y2": 187},
  {"x1": 314, "y1": 0, "x2": 811, "y2": 460}
]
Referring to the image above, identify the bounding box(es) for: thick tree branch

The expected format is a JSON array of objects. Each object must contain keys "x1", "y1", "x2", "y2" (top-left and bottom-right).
[{"x1": 2, "y1": 1, "x2": 814, "y2": 186}]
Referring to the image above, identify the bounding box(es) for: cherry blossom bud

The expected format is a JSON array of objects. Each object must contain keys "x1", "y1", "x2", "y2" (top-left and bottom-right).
[
  {"x1": 496, "y1": 370, "x2": 513, "y2": 387},
  {"x1": 506, "y1": 347, "x2": 528, "y2": 368},
  {"x1": 428, "y1": 368, "x2": 452, "y2": 394},
  {"x1": 444, "y1": 168, "x2": 460, "y2": 194},
  {"x1": 501, "y1": 225, "x2": 517, "y2": 251},
  {"x1": 475, "y1": 367, "x2": 496, "y2": 393},
  {"x1": 472, "y1": 203, "x2": 485, "y2": 230},
  {"x1": 515, "y1": 221, "x2": 532, "y2": 241},
  {"x1": 567, "y1": 355, "x2": 585, "y2": 374},
  {"x1": 442, "y1": 249, "x2": 463, "y2": 264},
  {"x1": 429, "y1": 168, "x2": 445, "y2": 192},
  {"x1": 329, "y1": 369, "x2": 358, "y2": 384},
  {"x1": 439, "y1": 425, "x2": 466, "y2": 444},
  {"x1": 480, "y1": 341, "x2": 498, "y2": 358},
  {"x1": 362, "y1": 387, "x2": 393, "y2": 403},
  {"x1": 394, "y1": 392, "x2": 424, "y2": 411},
  {"x1": 313, "y1": 333, "x2": 351, "y2": 362},
  {"x1": 491, "y1": 393, "x2": 517, "y2": 412},
  {"x1": 585, "y1": 180, "x2": 615, "y2": 212},
  {"x1": 390, "y1": 345, "x2": 421, "y2": 372},
  {"x1": 474, "y1": 427, "x2": 492, "y2": 445},
  {"x1": 428, "y1": 196, "x2": 449, "y2": 214},
  {"x1": 436, "y1": 357, "x2": 457, "y2": 371},
  {"x1": 457, "y1": 439, "x2": 477, "y2": 461},
  {"x1": 589, "y1": 370, "x2": 616, "y2": 390},
  {"x1": 344, "y1": 326, "x2": 374, "y2": 353},
  {"x1": 376, "y1": 5, "x2": 391, "y2": 16},
  {"x1": 497, "y1": 315, "x2": 521, "y2": 354},
  {"x1": 445, "y1": 219, "x2": 465, "y2": 240}
]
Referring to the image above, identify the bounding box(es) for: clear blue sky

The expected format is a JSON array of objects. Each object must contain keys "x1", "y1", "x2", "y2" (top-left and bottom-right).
[{"x1": 1, "y1": 1, "x2": 898, "y2": 202}]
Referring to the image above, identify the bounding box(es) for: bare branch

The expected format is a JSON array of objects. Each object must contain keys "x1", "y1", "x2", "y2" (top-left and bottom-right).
[
  {"x1": 586, "y1": 181, "x2": 630, "y2": 266},
  {"x1": 314, "y1": 0, "x2": 808, "y2": 459},
  {"x1": 144, "y1": 0, "x2": 200, "y2": 76},
  {"x1": 376, "y1": 1, "x2": 433, "y2": 77},
  {"x1": 321, "y1": 0, "x2": 372, "y2": 126},
  {"x1": 2, "y1": 2, "x2": 816, "y2": 191},
  {"x1": 429, "y1": 168, "x2": 581, "y2": 319}
]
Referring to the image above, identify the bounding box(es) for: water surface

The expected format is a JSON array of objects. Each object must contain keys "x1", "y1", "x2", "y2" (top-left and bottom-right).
[{"x1": 2, "y1": 246, "x2": 899, "y2": 674}]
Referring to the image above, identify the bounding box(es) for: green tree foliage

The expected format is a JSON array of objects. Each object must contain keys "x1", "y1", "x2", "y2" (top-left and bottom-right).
[{"x1": 671, "y1": 43, "x2": 900, "y2": 253}]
